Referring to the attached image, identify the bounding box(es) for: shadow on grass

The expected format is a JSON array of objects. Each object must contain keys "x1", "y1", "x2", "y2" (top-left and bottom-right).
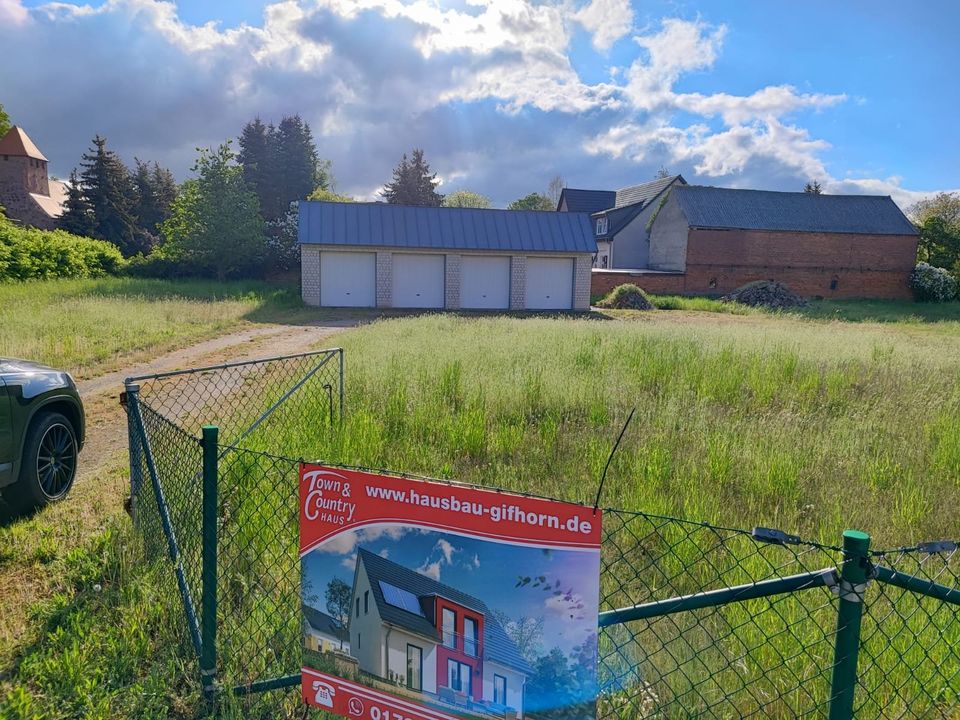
[{"x1": 792, "y1": 299, "x2": 960, "y2": 324}]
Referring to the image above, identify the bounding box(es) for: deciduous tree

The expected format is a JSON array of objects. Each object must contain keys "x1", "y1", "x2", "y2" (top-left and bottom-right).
[
  {"x1": 307, "y1": 188, "x2": 355, "y2": 202},
  {"x1": 547, "y1": 175, "x2": 565, "y2": 206},
  {"x1": 507, "y1": 193, "x2": 554, "y2": 211},
  {"x1": 325, "y1": 578, "x2": 351, "y2": 650},
  {"x1": 0, "y1": 103, "x2": 10, "y2": 138},
  {"x1": 911, "y1": 192, "x2": 960, "y2": 272},
  {"x1": 161, "y1": 142, "x2": 264, "y2": 281},
  {"x1": 442, "y1": 190, "x2": 491, "y2": 208}
]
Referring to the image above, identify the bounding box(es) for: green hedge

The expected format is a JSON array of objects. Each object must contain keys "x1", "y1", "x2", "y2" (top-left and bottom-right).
[{"x1": 0, "y1": 214, "x2": 125, "y2": 280}]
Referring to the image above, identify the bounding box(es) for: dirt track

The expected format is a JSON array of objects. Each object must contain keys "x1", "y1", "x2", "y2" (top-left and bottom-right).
[{"x1": 75, "y1": 318, "x2": 355, "y2": 483}]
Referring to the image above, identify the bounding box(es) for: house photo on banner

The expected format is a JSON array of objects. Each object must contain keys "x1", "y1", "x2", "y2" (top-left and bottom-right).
[{"x1": 299, "y1": 465, "x2": 602, "y2": 720}]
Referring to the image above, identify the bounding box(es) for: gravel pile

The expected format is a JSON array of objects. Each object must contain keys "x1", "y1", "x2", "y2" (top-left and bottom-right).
[
  {"x1": 721, "y1": 280, "x2": 808, "y2": 309},
  {"x1": 596, "y1": 284, "x2": 656, "y2": 310}
]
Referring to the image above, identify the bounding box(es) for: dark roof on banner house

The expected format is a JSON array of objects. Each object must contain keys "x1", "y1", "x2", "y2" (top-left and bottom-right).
[
  {"x1": 557, "y1": 188, "x2": 616, "y2": 214},
  {"x1": 357, "y1": 548, "x2": 534, "y2": 675},
  {"x1": 673, "y1": 185, "x2": 920, "y2": 236},
  {"x1": 299, "y1": 201, "x2": 598, "y2": 255},
  {"x1": 302, "y1": 605, "x2": 349, "y2": 641}
]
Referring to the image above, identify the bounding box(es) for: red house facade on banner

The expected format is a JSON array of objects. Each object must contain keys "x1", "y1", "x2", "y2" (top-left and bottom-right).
[{"x1": 347, "y1": 548, "x2": 532, "y2": 716}]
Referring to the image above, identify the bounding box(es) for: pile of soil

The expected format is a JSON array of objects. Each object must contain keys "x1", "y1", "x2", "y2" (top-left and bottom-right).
[
  {"x1": 721, "y1": 280, "x2": 808, "y2": 309},
  {"x1": 596, "y1": 284, "x2": 656, "y2": 310}
]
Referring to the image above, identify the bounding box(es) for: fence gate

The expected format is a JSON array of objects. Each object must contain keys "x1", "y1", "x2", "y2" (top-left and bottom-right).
[{"x1": 122, "y1": 348, "x2": 960, "y2": 718}]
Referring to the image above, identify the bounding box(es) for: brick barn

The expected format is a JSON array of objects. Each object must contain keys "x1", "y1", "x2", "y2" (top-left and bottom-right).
[{"x1": 591, "y1": 186, "x2": 920, "y2": 301}]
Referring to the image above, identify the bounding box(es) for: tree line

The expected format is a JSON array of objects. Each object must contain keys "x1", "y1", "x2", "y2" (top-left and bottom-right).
[{"x1": 40, "y1": 119, "x2": 564, "y2": 280}]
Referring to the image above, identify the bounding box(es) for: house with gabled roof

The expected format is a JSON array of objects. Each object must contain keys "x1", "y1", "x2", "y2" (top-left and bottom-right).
[
  {"x1": 0, "y1": 126, "x2": 67, "y2": 229},
  {"x1": 303, "y1": 604, "x2": 350, "y2": 654},
  {"x1": 558, "y1": 175, "x2": 687, "y2": 269},
  {"x1": 348, "y1": 547, "x2": 532, "y2": 717}
]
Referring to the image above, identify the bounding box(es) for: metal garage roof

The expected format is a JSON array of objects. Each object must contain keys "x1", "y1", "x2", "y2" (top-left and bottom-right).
[
  {"x1": 299, "y1": 201, "x2": 597, "y2": 254},
  {"x1": 674, "y1": 186, "x2": 919, "y2": 236}
]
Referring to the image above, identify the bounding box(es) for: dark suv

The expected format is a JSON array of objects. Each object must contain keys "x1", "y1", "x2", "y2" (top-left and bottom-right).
[{"x1": 0, "y1": 358, "x2": 85, "y2": 512}]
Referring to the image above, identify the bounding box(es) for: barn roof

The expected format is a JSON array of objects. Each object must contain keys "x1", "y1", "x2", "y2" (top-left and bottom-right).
[
  {"x1": 358, "y1": 548, "x2": 533, "y2": 675},
  {"x1": 556, "y1": 188, "x2": 616, "y2": 214},
  {"x1": 614, "y1": 175, "x2": 685, "y2": 208},
  {"x1": 672, "y1": 185, "x2": 919, "y2": 236},
  {"x1": 299, "y1": 201, "x2": 597, "y2": 254},
  {"x1": 0, "y1": 126, "x2": 47, "y2": 161}
]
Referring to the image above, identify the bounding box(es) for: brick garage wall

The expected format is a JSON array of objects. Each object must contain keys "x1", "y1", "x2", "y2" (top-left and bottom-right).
[
  {"x1": 301, "y1": 246, "x2": 321, "y2": 305},
  {"x1": 376, "y1": 251, "x2": 393, "y2": 308},
  {"x1": 510, "y1": 256, "x2": 526, "y2": 310},
  {"x1": 685, "y1": 228, "x2": 918, "y2": 300},
  {"x1": 592, "y1": 229, "x2": 919, "y2": 301},
  {"x1": 445, "y1": 254, "x2": 461, "y2": 309},
  {"x1": 573, "y1": 256, "x2": 593, "y2": 310}
]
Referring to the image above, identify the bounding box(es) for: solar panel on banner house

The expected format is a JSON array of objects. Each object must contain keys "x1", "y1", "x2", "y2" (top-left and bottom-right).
[{"x1": 379, "y1": 580, "x2": 425, "y2": 616}]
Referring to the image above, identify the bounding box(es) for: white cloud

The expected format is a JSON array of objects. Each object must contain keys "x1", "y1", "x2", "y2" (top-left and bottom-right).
[
  {"x1": 417, "y1": 560, "x2": 442, "y2": 581},
  {"x1": 572, "y1": 0, "x2": 634, "y2": 52},
  {"x1": 0, "y1": 0, "x2": 28, "y2": 25},
  {"x1": 0, "y1": 1, "x2": 949, "y2": 209},
  {"x1": 435, "y1": 538, "x2": 458, "y2": 564}
]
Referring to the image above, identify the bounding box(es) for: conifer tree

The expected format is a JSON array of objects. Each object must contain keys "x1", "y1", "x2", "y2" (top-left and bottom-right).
[
  {"x1": 133, "y1": 159, "x2": 177, "y2": 236},
  {"x1": 75, "y1": 136, "x2": 141, "y2": 255},
  {"x1": 59, "y1": 169, "x2": 96, "y2": 237},
  {"x1": 238, "y1": 117, "x2": 276, "y2": 218},
  {"x1": 382, "y1": 149, "x2": 443, "y2": 206}
]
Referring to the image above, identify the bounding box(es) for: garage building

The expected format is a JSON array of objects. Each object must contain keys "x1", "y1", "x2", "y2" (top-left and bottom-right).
[{"x1": 299, "y1": 201, "x2": 596, "y2": 311}]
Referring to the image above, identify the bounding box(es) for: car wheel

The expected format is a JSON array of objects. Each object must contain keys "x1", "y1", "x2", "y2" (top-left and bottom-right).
[{"x1": 2, "y1": 412, "x2": 78, "y2": 512}]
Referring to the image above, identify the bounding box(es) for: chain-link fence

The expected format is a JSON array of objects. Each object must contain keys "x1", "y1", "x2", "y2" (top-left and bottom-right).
[{"x1": 123, "y1": 350, "x2": 960, "y2": 718}]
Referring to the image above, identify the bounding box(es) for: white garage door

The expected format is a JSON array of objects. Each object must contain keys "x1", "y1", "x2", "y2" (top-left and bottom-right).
[
  {"x1": 461, "y1": 256, "x2": 510, "y2": 309},
  {"x1": 393, "y1": 254, "x2": 445, "y2": 308},
  {"x1": 526, "y1": 257, "x2": 573, "y2": 310},
  {"x1": 320, "y1": 251, "x2": 376, "y2": 307}
]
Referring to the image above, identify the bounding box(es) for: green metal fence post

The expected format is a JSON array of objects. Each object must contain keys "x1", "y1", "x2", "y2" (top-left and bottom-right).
[
  {"x1": 828, "y1": 529, "x2": 871, "y2": 720},
  {"x1": 123, "y1": 382, "x2": 142, "y2": 524},
  {"x1": 201, "y1": 425, "x2": 219, "y2": 701}
]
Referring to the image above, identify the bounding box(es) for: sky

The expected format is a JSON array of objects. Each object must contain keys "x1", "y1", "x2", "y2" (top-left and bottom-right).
[
  {"x1": 303, "y1": 524, "x2": 600, "y2": 658},
  {"x1": 1, "y1": 0, "x2": 958, "y2": 208}
]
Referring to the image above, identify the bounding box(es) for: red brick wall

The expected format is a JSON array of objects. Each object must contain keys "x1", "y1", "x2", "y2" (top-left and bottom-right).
[
  {"x1": 592, "y1": 270, "x2": 686, "y2": 297},
  {"x1": 592, "y1": 229, "x2": 919, "y2": 300}
]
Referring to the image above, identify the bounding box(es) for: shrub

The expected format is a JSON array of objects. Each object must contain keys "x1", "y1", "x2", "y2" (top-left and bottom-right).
[
  {"x1": 596, "y1": 284, "x2": 656, "y2": 310},
  {"x1": 722, "y1": 280, "x2": 807, "y2": 309},
  {"x1": 910, "y1": 262, "x2": 957, "y2": 302},
  {"x1": 0, "y1": 214, "x2": 125, "y2": 280}
]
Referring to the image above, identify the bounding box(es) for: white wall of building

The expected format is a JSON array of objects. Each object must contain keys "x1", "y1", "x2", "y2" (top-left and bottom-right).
[
  {"x1": 349, "y1": 562, "x2": 384, "y2": 676},
  {"x1": 300, "y1": 246, "x2": 592, "y2": 311},
  {"x1": 383, "y1": 626, "x2": 438, "y2": 694},
  {"x1": 482, "y1": 660, "x2": 526, "y2": 716}
]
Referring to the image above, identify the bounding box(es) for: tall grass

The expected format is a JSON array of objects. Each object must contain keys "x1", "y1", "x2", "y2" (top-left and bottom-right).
[
  {"x1": 0, "y1": 278, "x2": 298, "y2": 374},
  {"x1": 250, "y1": 314, "x2": 959, "y2": 547}
]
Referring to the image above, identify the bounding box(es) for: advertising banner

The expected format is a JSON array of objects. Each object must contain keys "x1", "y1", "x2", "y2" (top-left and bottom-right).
[{"x1": 300, "y1": 464, "x2": 602, "y2": 720}]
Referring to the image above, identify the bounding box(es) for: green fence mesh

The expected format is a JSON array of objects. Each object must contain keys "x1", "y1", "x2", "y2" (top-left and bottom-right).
[{"x1": 124, "y1": 350, "x2": 960, "y2": 718}]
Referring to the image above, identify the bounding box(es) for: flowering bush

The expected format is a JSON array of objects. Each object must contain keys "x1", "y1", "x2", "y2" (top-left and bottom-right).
[{"x1": 910, "y1": 262, "x2": 957, "y2": 302}]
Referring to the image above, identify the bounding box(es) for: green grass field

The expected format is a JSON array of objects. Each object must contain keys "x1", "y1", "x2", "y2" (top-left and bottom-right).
[
  {"x1": 4, "y1": 306, "x2": 960, "y2": 718},
  {"x1": 0, "y1": 278, "x2": 301, "y2": 375},
  {"x1": 257, "y1": 313, "x2": 960, "y2": 545}
]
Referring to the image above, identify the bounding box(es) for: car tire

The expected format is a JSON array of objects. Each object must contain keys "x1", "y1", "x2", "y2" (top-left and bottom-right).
[{"x1": 1, "y1": 412, "x2": 78, "y2": 512}]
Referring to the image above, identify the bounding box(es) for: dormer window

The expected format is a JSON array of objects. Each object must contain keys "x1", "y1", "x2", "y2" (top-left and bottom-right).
[{"x1": 596, "y1": 216, "x2": 608, "y2": 235}]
